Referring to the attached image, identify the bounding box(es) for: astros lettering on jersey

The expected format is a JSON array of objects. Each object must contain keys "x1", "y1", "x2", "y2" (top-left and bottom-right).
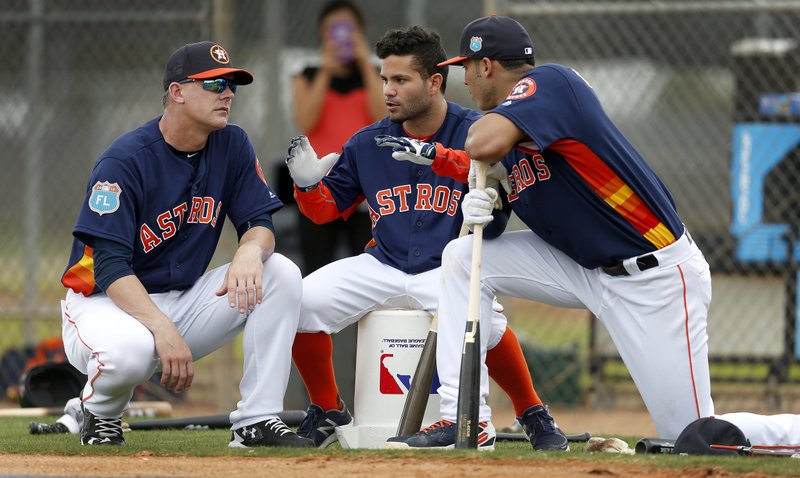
[
  {"x1": 296, "y1": 102, "x2": 481, "y2": 273},
  {"x1": 494, "y1": 64, "x2": 684, "y2": 268},
  {"x1": 62, "y1": 117, "x2": 282, "y2": 295}
]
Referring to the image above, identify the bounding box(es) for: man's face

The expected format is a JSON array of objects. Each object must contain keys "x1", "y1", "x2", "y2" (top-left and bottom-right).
[
  {"x1": 380, "y1": 54, "x2": 434, "y2": 123},
  {"x1": 178, "y1": 77, "x2": 235, "y2": 130},
  {"x1": 462, "y1": 59, "x2": 494, "y2": 111}
]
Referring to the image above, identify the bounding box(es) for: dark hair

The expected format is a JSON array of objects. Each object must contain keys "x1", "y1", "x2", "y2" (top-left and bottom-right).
[
  {"x1": 498, "y1": 58, "x2": 536, "y2": 70},
  {"x1": 375, "y1": 26, "x2": 448, "y2": 93},
  {"x1": 317, "y1": 0, "x2": 365, "y2": 29}
]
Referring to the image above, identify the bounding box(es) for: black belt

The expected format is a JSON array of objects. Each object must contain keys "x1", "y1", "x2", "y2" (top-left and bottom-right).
[{"x1": 602, "y1": 254, "x2": 659, "y2": 276}]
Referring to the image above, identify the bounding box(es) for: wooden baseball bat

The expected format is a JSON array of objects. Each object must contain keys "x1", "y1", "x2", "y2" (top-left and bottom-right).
[
  {"x1": 396, "y1": 313, "x2": 438, "y2": 436},
  {"x1": 396, "y1": 226, "x2": 469, "y2": 436},
  {"x1": 455, "y1": 161, "x2": 487, "y2": 449},
  {"x1": 497, "y1": 431, "x2": 592, "y2": 443},
  {"x1": 0, "y1": 400, "x2": 173, "y2": 418},
  {"x1": 126, "y1": 410, "x2": 306, "y2": 430}
]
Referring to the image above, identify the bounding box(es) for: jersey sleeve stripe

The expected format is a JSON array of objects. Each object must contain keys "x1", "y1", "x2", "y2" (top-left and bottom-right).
[
  {"x1": 551, "y1": 139, "x2": 676, "y2": 249},
  {"x1": 61, "y1": 245, "x2": 97, "y2": 295}
]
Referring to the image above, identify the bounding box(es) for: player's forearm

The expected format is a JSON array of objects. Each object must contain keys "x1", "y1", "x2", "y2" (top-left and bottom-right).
[
  {"x1": 238, "y1": 226, "x2": 275, "y2": 262},
  {"x1": 104, "y1": 275, "x2": 176, "y2": 336},
  {"x1": 294, "y1": 182, "x2": 346, "y2": 224},
  {"x1": 465, "y1": 113, "x2": 524, "y2": 163},
  {"x1": 431, "y1": 145, "x2": 471, "y2": 183}
]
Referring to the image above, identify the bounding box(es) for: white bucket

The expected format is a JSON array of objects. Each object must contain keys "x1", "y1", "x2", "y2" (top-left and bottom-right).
[{"x1": 336, "y1": 309, "x2": 441, "y2": 449}]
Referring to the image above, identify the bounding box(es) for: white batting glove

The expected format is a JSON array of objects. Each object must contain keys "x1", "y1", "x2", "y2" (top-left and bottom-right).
[
  {"x1": 468, "y1": 161, "x2": 509, "y2": 209},
  {"x1": 374, "y1": 135, "x2": 436, "y2": 166},
  {"x1": 285, "y1": 135, "x2": 340, "y2": 188},
  {"x1": 461, "y1": 187, "x2": 498, "y2": 230}
]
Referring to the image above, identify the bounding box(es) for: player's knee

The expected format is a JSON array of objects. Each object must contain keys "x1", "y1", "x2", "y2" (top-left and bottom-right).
[
  {"x1": 442, "y1": 236, "x2": 471, "y2": 274},
  {"x1": 262, "y1": 253, "x2": 302, "y2": 298},
  {"x1": 98, "y1": 341, "x2": 157, "y2": 388},
  {"x1": 298, "y1": 287, "x2": 328, "y2": 323}
]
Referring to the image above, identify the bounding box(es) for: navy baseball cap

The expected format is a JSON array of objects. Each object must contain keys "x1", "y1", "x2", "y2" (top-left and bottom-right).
[
  {"x1": 438, "y1": 15, "x2": 534, "y2": 66},
  {"x1": 163, "y1": 41, "x2": 254, "y2": 90},
  {"x1": 673, "y1": 417, "x2": 750, "y2": 456}
]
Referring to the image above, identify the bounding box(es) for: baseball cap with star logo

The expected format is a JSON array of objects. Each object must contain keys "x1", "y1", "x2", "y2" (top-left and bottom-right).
[
  {"x1": 163, "y1": 41, "x2": 254, "y2": 90},
  {"x1": 438, "y1": 14, "x2": 535, "y2": 67}
]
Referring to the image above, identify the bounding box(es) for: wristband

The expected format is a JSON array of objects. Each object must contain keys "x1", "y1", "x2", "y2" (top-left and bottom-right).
[{"x1": 297, "y1": 182, "x2": 320, "y2": 193}]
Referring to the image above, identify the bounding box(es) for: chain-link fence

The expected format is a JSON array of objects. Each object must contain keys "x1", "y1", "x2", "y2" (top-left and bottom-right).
[{"x1": 2, "y1": 0, "x2": 799, "y2": 414}]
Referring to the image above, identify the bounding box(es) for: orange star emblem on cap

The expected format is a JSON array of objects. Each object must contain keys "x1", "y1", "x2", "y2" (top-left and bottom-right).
[{"x1": 210, "y1": 44, "x2": 230, "y2": 64}]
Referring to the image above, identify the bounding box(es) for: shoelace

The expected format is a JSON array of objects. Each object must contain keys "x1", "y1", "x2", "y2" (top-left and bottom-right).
[
  {"x1": 530, "y1": 410, "x2": 556, "y2": 433},
  {"x1": 264, "y1": 418, "x2": 292, "y2": 436},
  {"x1": 419, "y1": 419, "x2": 453, "y2": 435},
  {"x1": 297, "y1": 407, "x2": 320, "y2": 436},
  {"x1": 94, "y1": 417, "x2": 122, "y2": 438}
]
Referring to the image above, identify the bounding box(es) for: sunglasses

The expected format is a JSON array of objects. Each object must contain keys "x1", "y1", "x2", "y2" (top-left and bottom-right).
[{"x1": 178, "y1": 78, "x2": 238, "y2": 94}]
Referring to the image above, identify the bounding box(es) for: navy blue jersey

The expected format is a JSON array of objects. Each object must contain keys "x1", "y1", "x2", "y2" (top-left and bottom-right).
[
  {"x1": 62, "y1": 116, "x2": 282, "y2": 295},
  {"x1": 321, "y1": 102, "x2": 481, "y2": 273},
  {"x1": 491, "y1": 65, "x2": 684, "y2": 268}
]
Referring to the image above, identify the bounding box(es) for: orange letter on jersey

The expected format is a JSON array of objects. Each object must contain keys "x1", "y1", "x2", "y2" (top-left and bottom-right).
[
  {"x1": 392, "y1": 185, "x2": 412, "y2": 212},
  {"x1": 140, "y1": 223, "x2": 162, "y2": 253},
  {"x1": 187, "y1": 197, "x2": 203, "y2": 223},
  {"x1": 447, "y1": 189, "x2": 463, "y2": 216},
  {"x1": 415, "y1": 184, "x2": 433, "y2": 210},
  {"x1": 157, "y1": 211, "x2": 176, "y2": 240},
  {"x1": 376, "y1": 189, "x2": 396, "y2": 215},
  {"x1": 432, "y1": 186, "x2": 450, "y2": 213}
]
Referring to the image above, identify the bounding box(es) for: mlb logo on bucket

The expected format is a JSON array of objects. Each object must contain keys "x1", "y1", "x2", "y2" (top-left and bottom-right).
[{"x1": 379, "y1": 352, "x2": 440, "y2": 395}]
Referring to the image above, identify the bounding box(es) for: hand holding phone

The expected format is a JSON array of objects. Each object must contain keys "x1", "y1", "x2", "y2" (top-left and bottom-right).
[{"x1": 329, "y1": 19, "x2": 354, "y2": 63}]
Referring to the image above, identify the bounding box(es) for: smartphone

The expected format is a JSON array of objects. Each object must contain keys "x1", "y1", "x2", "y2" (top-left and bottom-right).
[{"x1": 329, "y1": 19, "x2": 354, "y2": 63}]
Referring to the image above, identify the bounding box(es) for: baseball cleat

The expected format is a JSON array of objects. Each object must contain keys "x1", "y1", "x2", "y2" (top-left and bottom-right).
[
  {"x1": 518, "y1": 404, "x2": 569, "y2": 451},
  {"x1": 80, "y1": 404, "x2": 124, "y2": 446},
  {"x1": 297, "y1": 403, "x2": 353, "y2": 448},
  {"x1": 385, "y1": 419, "x2": 496, "y2": 451},
  {"x1": 229, "y1": 417, "x2": 314, "y2": 448}
]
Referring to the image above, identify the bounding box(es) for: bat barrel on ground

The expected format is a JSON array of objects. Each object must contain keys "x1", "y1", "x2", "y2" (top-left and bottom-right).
[
  {"x1": 496, "y1": 431, "x2": 591, "y2": 443},
  {"x1": 29, "y1": 422, "x2": 70, "y2": 435},
  {"x1": 635, "y1": 438, "x2": 675, "y2": 454},
  {"x1": 455, "y1": 161, "x2": 488, "y2": 450}
]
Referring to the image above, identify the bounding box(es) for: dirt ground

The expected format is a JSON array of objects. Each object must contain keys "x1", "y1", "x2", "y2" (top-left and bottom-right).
[
  {"x1": 0, "y1": 453, "x2": 773, "y2": 478},
  {"x1": 0, "y1": 407, "x2": 776, "y2": 478}
]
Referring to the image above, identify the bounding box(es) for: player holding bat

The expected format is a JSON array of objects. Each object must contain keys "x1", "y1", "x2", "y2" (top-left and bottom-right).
[
  {"x1": 287, "y1": 25, "x2": 567, "y2": 451},
  {"x1": 390, "y1": 14, "x2": 715, "y2": 448}
]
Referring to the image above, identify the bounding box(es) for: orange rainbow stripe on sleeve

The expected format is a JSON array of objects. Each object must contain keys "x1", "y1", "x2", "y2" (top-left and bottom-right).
[
  {"x1": 551, "y1": 139, "x2": 675, "y2": 249},
  {"x1": 61, "y1": 245, "x2": 96, "y2": 295}
]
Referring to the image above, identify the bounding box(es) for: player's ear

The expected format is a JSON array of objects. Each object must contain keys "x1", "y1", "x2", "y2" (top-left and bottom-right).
[
  {"x1": 428, "y1": 72, "x2": 444, "y2": 95},
  {"x1": 168, "y1": 82, "x2": 186, "y2": 105},
  {"x1": 480, "y1": 57, "x2": 493, "y2": 78}
]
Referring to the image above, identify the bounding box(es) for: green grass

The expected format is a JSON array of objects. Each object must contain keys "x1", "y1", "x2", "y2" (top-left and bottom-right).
[{"x1": 1, "y1": 417, "x2": 798, "y2": 476}]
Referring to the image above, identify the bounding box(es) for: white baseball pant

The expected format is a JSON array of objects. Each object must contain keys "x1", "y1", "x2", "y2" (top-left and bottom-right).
[
  {"x1": 716, "y1": 412, "x2": 800, "y2": 447},
  {"x1": 61, "y1": 253, "x2": 301, "y2": 429},
  {"x1": 297, "y1": 253, "x2": 506, "y2": 348},
  {"x1": 436, "y1": 229, "x2": 715, "y2": 439}
]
